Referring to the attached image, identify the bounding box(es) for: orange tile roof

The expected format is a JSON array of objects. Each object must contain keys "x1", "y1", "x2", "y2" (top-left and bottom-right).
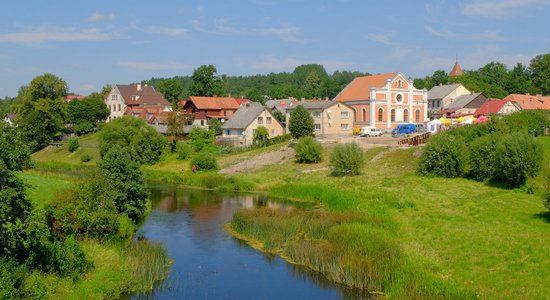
[
  {"x1": 334, "y1": 72, "x2": 398, "y2": 101},
  {"x1": 502, "y1": 94, "x2": 550, "y2": 110},
  {"x1": 449, "y1": 62, "x2": 464, "y2": 77},
  {"x1": 188, "y1": 96, "x2": 240, "y2": 110}
]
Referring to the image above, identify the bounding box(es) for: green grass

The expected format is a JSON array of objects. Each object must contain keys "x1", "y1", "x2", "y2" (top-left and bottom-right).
[
  {"x1": 31, "y1": 132, "x2": 100, "y2": 165},
  {"x1": 19, "y1": 171, "x2": 72, "y2": 210}
]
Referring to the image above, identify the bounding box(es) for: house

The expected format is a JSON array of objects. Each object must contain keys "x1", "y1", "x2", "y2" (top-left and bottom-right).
[
  {"x1": 265, "y1": 98, "x2": 297, "y2": 115},
  {"x1": 182, "y1": 96, "x2": 240, "y2": 125},
  {"x1": 502, "y1": 94, "x2": 550, "y2": 110},
  {"x1": 3, "y1": 113, "x2": 15, "y2": 126},
  {"x1": 285, "y1": 100, "x2": 354, "y2": 136},
  {"x1": 427, "y1": 84, "x2": 471, "y2": 115},
  {"x1": 334, "y1": 72, "x2": 428, "y2": 129},
  {"x1": 104, "y1": 84, "x2": 172, "y2": 122},
  {"x1": 125, "y1": 106, "x2": 172, "y2": 133},
  {"x1": 220, "y1": 102, "x2": 283, "y2": 147},
  {"x1": 440, "y1": 92, "x2": 488, "y2": 117},
  {"x1": 449, "y1": 61, "x2": 464, "y2": 77},
  {"x1": 235, "y1": 98, "x2": 252, "y2": 106},
  {"x1": 474, "y1": 99, "x2": 522, "y2": 117}
]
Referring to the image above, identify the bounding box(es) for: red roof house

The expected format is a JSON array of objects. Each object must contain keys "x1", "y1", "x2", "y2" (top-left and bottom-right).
[
  {"x1": 474, "y1": 99, "x2": 522, "y2": 117},
  {"x1": 502, "y1": 94, "x2": 550, "y2": 110},
  {"x1": 182, "y1": 96, "x2": 240, "y2": 122}
]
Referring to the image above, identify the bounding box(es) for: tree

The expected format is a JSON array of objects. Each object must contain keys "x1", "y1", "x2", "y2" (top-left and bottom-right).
[
  {"x1": 98, "y1": 116, "x2": 167, "y2": 164},
  {"x1": 272, "y1": 110, "x2": 285, "y2": 124},
  {"x1": 208, "y1": 118, "x2": 223, "y2": 136},
  {"x1": 253, "y1": 126, "x2": 269, "y2": 146},
  {"x1": 67, "y1": 93, "x2": 109, "y2": 134},
  {"x1": 303, "y1": 70, "x2": 322, "y2": 99},
  {"x1": 245, "y1": 88, "x2": 264, "y2": 104},
  {"x1": 166, "y1": 109, "x2": 189, "y2": 142},
  {"x1": 431, "y1": 70, "x2": 449, "y2": 86},
  {"x1": 530, "y1": 53, "x2": 550, "y2": 95},
  {"x1": 98, "y1": 146, "x2": 148, "y2": 223},
  {"x1": 157, "y1": 79, "x2": 183, "y2": 107},
  {"x1": 506, "y1": 63, "x2": 534, "y2": 94},
  {"x1": 0, "y1": 123, "x2": 32, "y2": 171},
  {"x1": 189, "y1": 65, "x2": 225, "y2": 96},
  {"x1": 288, "y1": 105, "x2": 314, "y2": 139},
  {"x1": 25, "y1": 73, "x2": 68, "y2": 105}
]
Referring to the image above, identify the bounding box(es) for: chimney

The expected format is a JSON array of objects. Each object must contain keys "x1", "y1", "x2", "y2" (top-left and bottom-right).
[{"x1": 137, "y1": 84, "x2": 142, "y2": 91}]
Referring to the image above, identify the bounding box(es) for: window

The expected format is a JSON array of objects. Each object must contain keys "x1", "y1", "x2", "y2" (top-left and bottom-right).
[
  {"x1": 314, "y1": 123, "x2": 321, "y2": 130},
  {"x1": 391, "y1": 109, "x2": 396, "y2": 122},
  {"x1": 403, "y1": 109, "x2": 409, "y2": 122},
  {"x1": 415, "y1": 109, "x2": 421, "y2": 122},
  {"x1": 362, "y1": 108, "x2": 367, "y2": 122},
  {"x1": 225, "y1": 130, "x2": 230, "y2": 135},
  {"x1": 118, "y1": 104, "x2": 121, "y2": 111},
  {"x1": 341, "y1": 111, "x2": 349, "y2": 119},
  {"x1": 378, "y1": 108, "x2": 383, "y2": 122},
  {"x1": 267, "y1": 116, "x2": 272, "y2": 124},
  {"x1": 111, "y1": 94, "x2": 117, "y2": 101},
  {"x1": 257, "y1": 116, "x2": 263, "y2": 124},
  {"x1": 396, "y1": 94, "x2": 403, "y2": 103},
  {"x1": 271, "y1": 129, "x2": 275, "y2": 135},
  {"x1": 312, "y1": 111, "x2": 321, "y2": 118},
  {"x1": 341, "y1": 124, "x2": 349, "y2": 130}
]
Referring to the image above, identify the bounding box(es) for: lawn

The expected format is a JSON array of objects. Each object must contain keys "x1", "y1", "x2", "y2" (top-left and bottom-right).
[{"x1": 31, "y1": 132, "x2": 100, "y2": 165}]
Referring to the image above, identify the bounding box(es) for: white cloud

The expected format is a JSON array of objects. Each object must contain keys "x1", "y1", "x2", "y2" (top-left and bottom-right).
[
  {"x1": 0, "y1": 27, "x2": 118, "y2": 45},
  {"x1": 119, "y1": 61, "x2": 194, "y2": 71},
  {"x1": 462, "y1": 0, "x2": 550, "y2": 17},
  {"x1": 424, "y1": 25, "x2": 503, "y2": 41},
  {"x1": 88, "y1": 11, "x2": 116, "y2": 22},
  {"x1": 366, "y1": 33, "x2": 393, "y2": 45},
  {"x1": 77, "y1": 84, "x2": 95, "y2": 93},
  {"x1": 192, "y1": 19, "x2": 306, "y2": 43},
  {"x1": 251, "y1": 56, "x2": 352, "y2": 72},
  {"x1": 144, "y1": 26, "x2": 188, "y2": 37}
]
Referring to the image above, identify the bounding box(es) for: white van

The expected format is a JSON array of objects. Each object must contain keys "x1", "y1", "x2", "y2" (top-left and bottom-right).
[{"x1": 360, "y1": 126, "x2": 384, "y2": 137}]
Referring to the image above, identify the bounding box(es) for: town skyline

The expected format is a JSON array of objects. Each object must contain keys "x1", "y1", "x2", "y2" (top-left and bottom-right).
[{"x1": 1, "y1": 0, "x2": 549, "y2": 98}]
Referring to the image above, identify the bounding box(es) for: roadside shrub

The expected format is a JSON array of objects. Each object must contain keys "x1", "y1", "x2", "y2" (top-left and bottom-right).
[
  {"x1": 493, "y1": 133, "x2": 543, "y2": 187},
  {"x1": 295, "y1": 136, "x2": 322, "y2": 163},
  {"x1": 67, "y1": 137, "x2": 79, "y2": 152},
  {"x1": 468, "y1": 134, "x2": 499, "y2": 181},
  {"x1": 418, "y1": 133, "x2": 467, "y2": 178},
  {"x1": 176, "y1": 141, "x2": 192, "y2": 160},
  {"x1": 330, "y1": 142, "x2": 365, "y2": 176},
  {"x1": 190, "y1": 152, "x2": 218, "y2": 171},
  {"x1": 80, "y1": 153, "x2": 92, "y2": 163}
]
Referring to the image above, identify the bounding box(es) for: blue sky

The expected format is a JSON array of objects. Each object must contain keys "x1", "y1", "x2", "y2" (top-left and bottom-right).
[{"x1": 1, "y1": 0, "x2": 549, "y2": 97}]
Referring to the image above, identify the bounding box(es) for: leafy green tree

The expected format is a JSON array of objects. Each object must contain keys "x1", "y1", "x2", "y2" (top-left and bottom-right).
[
  {"x1": 0, "y1": 122, "x2": 32, "y2": 171},
  {"x1": 493, "y1": 133, "x2": 543, "y2": 187},
  {"x1": 506, "y1": 63, "x2": 534, "y2": 94},
  {"x1": 98, "y1": 116, "x2": 167, "y2": 164},
  {"x1": 272, "y1": 110, "x2": 285, "y2": 124},
  {"x1": 25, "y1": 73, "x2": 68, "y2": 105},
  {"x1": 530, "y1": 53, "x2": 550, "y2": 95},
  {"x1": 100, "y1": 85, "x2": 112, "y2": 99},
  {"x1": 189, "y1": 65, "x2": 225, "y2": 96},
  {"x1": 157, "y1": 79, "x2": 184, "y2": 107},
  {"x1": 431, "y1": 70, "x2": 449, "y2": 86},
  {"x1": 418, "y1": 133, "x2": 467, "y2": 178},
  {"x1": 208, "y1": 118, "x2": 223, "y2": 136},
  {"x1": 303, "y1": 71, "x2": 322, "y2": 99},
  {"x1": 99, "y1": 146, "x2": 148, "y2": 223},
  {"x1": 166, "y1": 110, "x2": 188, "y2": 142},
  {"x1": 67, "y1": 93, "x2": 109, "y2": 135},
  {"x1": 245, "y1": 88, "x2": 264, "y2": 104},
  {"x1": 295, "y1": 136, "x2": 322, "y2": 163},
  {"x1": 288, "y1": 105, "x2": 314, "y2": 139},
  {"x1": 253, "y1": 126, "x2": 269, "y2": 146},
  {"x1": 329, "y1": 142, "x2": 365, "y2": 176}
]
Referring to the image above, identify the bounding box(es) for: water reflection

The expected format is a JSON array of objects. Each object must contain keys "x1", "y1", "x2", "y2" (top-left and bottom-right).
[{"x1": 134, "y1": 185, "x2": 365, "y2": 299}]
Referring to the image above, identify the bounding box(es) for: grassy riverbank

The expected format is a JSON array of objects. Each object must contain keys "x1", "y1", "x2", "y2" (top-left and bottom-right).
[{"x1": 18, "y1": 170, "x2": 170, "y2": 299}]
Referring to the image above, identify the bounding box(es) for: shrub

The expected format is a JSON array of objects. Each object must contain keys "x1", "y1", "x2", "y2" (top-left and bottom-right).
[
  {"x1": 49, "y1": 235, "x2": 92, "y2": 279},
  {"x1": 67, "y1": 137, "x2": 79, "y2": 152},
  {"x1": 0, "y1": 257, "x2": 26, "y2": 299},
  {"x1": 270, "y1": 134, "x2": 292, "y2": 145},
  {"x1": 295, "y1": 136, "x2": 322, "y2": 163},
  {"x1": 329, "y1": 142, "x2": 365, "y2": 176},
  {"x1": 544, "y1": 176, "x2": 550, "y2": 211},
  {"x1": 253, "y1": 126, "x2": 269, "y2": 146},
  {"x1": 190, "y1": 152, "x2": 218, "y2": 171},
  {"x1": 288, "y1": 105, "x2": 314, "y2": 139},
  {"x1": 80, "y1": 153, "x2": 92, "y2": 163},
  {"x1": 118, "y1": 214, "x2": 135, "y2": 240},
  {"x1": 468, "y1": 134, "x2": 499, "y2": 181},
  {"x1": 418, "y1": 133, "x2": 467, "y2": 178},
  {"x1": 493, "y1": 133, "x2": 543, "y2": 187},
  {"x1": 175, "y1": 141, "x2": 192, "y2": 160},
  {"x1": 74, "y1": 121, "x2": 94, "y2": 136}
]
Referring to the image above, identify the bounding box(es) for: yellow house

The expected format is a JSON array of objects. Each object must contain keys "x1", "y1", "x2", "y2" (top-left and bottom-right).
[
  {"x1": 285, "y1": 100, "x2": 354, "y2": 136},
  {"x1": 220, "y1": 102, "x2": 283, "y2": 147}
]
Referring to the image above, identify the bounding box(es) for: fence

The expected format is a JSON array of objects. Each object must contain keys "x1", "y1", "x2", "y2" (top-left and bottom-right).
[{"x1": 397, "y1": 132, "x2": 431, "y2": 146}]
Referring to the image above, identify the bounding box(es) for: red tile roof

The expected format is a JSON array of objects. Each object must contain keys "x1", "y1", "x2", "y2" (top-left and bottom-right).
[
  {"x1": 65, "y1": 95, "x2": 86, "y2": 101},
  {"x1": 187, "y1": 96, "x2": 240, "y2": 110},
  {"x1": 502, "y1": 94, "x2": 550, "y2": 110},
  {"x1": 116, "y1": 84, "x2": 171, "y2": 107},
  {"x1": 449, "y1": 62, "x2": 464, "y2": 77},
  {"x1": 235, "y1": 98, "x2": 252, "y2": 105},
  {"x1": 334, "y1": 72, "x2": 398, "y2": 101},
  {"x1": 474, "y1": 99, "x2": 508, "y2": 116}
]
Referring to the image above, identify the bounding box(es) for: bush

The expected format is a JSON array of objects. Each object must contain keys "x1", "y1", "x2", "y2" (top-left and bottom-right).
[
  {"x1": 288, "y1": 105, "x2": 314, "y2": 139},
  {"x1": 253, "y1": 126, "x2": 269, "y2": 146},
  {"x1": 67, "y1": 137, "x2": 79, "y2": 152},
  {"x1": 74, "y1": 121, "x2": 94, "y2": 136},
  {"x1": 468, "y1": 134, "x2": 499, "y2": 181},
  {"x1": 175, "y1": 141, "x2": 192, "y2": 160},
  {"x1": 544, "y1": 176, "x2": 550, "y2": 211},
  {"x1": 329, "y1": 142, "x2": 365, "y2": 176},
  {"x1": 295, "y1": 136, "x2": 322, "y2": 163},
  {"x1": 190, "y1": 152, "x2": 218, "y2": 171},
  {"x1": 493, "y1": 133, "x2": 543, "y2": 187},
  {"x1": 418, "y1": 133, "x2": 467, "y2": 178},
  {"x1": 80, "y1": 153, "x2": 92, "y2": 163},
  {"x1": 0, "y1": 257, "x2": 26, "y2": 299},
  {"x1": 49, "y1": 235, "x2": 92, "y2": 279}
]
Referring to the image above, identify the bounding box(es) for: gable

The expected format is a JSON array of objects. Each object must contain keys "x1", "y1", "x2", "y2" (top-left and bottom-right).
[{"x1": 390, "y1": 74, "x2": 409, "y2": 89}]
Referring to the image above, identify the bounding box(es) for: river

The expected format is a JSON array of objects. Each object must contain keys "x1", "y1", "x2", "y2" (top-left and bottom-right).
[{"x1": 134, "y1": 185, "x2": 364, "y2": 299}]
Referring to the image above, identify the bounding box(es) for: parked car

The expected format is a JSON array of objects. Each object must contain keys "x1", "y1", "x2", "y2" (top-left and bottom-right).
[
  {"x1": 360, "y1": 126, "x2": 384, "y2": 137},
  {"x1": 392, "y1": 123, "x2": 416, "y2": 137},
  {"x1": 415, "y1": 123, "x2": 427, "y2": 133}
]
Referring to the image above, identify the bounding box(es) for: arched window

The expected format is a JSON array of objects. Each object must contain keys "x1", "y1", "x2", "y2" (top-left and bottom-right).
[
  {"x1": 362, "y1": 108, "x2": 367, "y2": 122},
  {"x1": 415, "y1": 109, "x2": 421, "y2": 122},
  {"x1": 378, "y1": 108, "x2": 383, "y2": 122},
  {"x1": 403, "y1": 109, "x2": 409, "y2": 122},
  {"x1": 391, "y1": 109, "x2": 396, "y2": 122}
]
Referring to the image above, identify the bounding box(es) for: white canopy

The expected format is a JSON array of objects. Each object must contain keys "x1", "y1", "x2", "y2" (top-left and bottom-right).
[{"x1": 427, "y1": 119, "x2": 444, "y2": 133}]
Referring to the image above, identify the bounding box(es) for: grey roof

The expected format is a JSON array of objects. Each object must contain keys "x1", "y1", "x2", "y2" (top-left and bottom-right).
[
  {"x1": 428, "y1": 84, "x2": 463, "y2": 100},
  {"x1": 265, "y1": 99, "x2": 294, "y2": 113},
  {"x1": 222, "y1": 102, "x2": 267, "y2": 129},
  {"x1": 446, "y1": 93, "x2": 481, "y2": 109},
  {"x1": 286, "y1": 100, "x2": 336, "y2": 110}
]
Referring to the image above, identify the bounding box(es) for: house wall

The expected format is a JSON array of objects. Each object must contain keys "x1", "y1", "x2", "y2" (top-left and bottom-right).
[
  {"x1": 499, "y1": 101, "x2": 521, "y2": 115},
  {"x1": 244, "y1": 110, "x2": 284, "y2": 142},
  {"x1": 321, "y1": 103, "x2": 353, "y2": 135},
  {"x1": 105, "y1": 86, "x2": 127, "y2": 122},
  {"x1": 442, "y1": 85, "x2": 470, "y2": 108}
]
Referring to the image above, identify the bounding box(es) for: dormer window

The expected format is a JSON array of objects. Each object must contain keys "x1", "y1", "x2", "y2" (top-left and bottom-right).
[{"x1": 133, "y1": 95, "x2": 140, "y2": 101}]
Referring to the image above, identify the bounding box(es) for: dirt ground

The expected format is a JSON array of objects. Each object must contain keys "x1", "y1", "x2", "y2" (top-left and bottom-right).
[{"x1": 218, "y1": 133, "x2": 413, "y2": 175}]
